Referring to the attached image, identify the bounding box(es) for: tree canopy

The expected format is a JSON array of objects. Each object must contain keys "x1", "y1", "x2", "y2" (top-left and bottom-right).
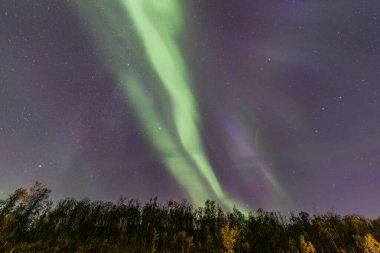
[{"x1": 0, "y1": 182, "x2": 379, "y2": 253}]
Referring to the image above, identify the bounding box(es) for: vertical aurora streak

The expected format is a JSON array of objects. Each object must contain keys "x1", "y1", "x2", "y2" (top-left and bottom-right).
[
  {"x1": 71, "y1": 0, "x2": 240, "y2": 209},
  {"x1": 218, "y1": 110, "x2": 292, "y2": 209},
  {"x1": 3, "y1": 0, "x2": 380, "y2": 217}
]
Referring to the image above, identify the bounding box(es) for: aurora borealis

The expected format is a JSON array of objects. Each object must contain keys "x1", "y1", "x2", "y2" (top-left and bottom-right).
[
  {"x1": 72, "y1": 0, "x2": 241, "y2": 209},
  {"x1": 1, "y1": 0, "x2": 380, "y2": 217}
]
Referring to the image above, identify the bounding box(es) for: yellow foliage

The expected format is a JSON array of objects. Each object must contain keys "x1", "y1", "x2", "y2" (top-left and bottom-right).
[
  {"x1": 363, "y1": 233, "x2": 380, "y2": 253},
  {"x1": 300, "y1": 235, "x2": 316, "y2": 253},
  {"x1": 152, "y1": 228, "x2": 159, "y2": 253},
  {"x1": 186, "y1": 236, "x2": 195, "y2": 252},
  {"x1": 221, "y1": 223, "x2": 239, "y2": 253}
]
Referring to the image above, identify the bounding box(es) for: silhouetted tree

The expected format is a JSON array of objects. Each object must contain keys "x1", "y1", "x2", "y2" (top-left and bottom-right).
[{"x1": 1, "y1": 182, "x2": 380, "y2": 253}]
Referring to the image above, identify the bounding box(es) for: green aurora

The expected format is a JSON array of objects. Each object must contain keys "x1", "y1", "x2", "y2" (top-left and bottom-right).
[{"x1": 71, "y1": 0, "x2": 244, "y2": 210}]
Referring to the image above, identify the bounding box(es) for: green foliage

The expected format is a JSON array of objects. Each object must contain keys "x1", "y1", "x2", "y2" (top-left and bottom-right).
[{"x1": 0, "y1": 182, "x2": 380, "y2": 252}]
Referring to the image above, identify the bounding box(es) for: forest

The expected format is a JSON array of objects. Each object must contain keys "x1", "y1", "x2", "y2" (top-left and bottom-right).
[{"x1": 0, "y1": 182, "x2": 379, "y2": 253}]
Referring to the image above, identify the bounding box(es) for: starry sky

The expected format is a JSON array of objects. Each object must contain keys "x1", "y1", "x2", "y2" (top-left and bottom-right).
[{"x1": 1, "y1": 0, "x2": 380, "y2": 217}]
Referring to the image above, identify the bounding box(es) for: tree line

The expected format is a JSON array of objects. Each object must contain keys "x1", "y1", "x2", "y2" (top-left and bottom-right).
[{"x1": 0, "y1": 182, "x2": 379, "y2": 252}]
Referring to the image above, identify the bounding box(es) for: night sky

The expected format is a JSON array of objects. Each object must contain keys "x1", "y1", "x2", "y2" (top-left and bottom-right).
[{"x1": 1, "y1": 0, "x2": 380, "y2": 217}]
